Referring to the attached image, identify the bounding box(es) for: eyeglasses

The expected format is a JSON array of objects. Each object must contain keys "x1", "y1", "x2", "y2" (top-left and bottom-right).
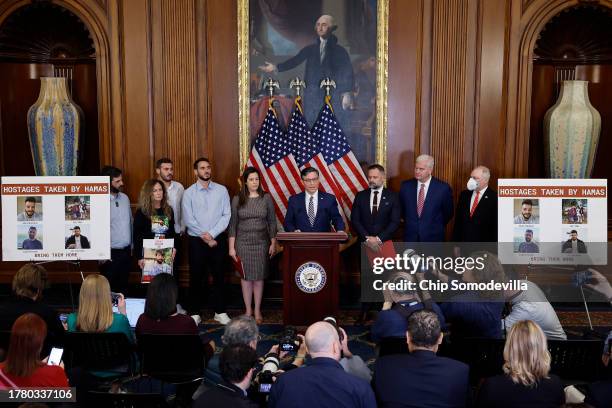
[{"x1": 303, "y1": 178, "x2": 319, "y2": 183}]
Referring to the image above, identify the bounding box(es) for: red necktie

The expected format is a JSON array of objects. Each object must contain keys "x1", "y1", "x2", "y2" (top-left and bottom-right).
[
  {"x1": 470, "y1": 190, "x2": 480, "y2": 217},
  {"x1": 417, "y1": 183, "x2": 425, "y2": 217}
]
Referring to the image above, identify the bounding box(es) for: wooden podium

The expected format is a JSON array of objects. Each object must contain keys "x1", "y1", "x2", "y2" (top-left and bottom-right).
[{"x1": 276, "y1": 232, "x2": 347, "y2": 325}]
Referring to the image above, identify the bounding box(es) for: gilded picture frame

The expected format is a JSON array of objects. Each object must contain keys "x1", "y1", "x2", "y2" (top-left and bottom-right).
[{"x1": 237, "y1": 0, "x2": 388, "y2": 170}]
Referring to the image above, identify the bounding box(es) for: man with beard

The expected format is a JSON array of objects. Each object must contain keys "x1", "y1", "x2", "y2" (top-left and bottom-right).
[
  {"x1": 514, "y1": 199, "x2": 539, "y2": 224},
  {"x1": 518, "y1": 229, "x2": 539, "y2": 253},
  {"x1": 182, "y1": 157, "x2": 231, "y2": 325},
  {"x1": 148, "y1": 250, "x2": 172, "y2": 275},
  {"x1": 21, "y1": 226, "x2": 43, "y2": 249},
  {"x1": 156, "y1": 158, "x2": 184, "y2": 234},
  {"x1": 100, "y1": 166, "x2": 132, "y2": 294},
  {"x1": 350, "y1": 164, "x2": 400, "y2": 323},
  {"x1": 17, "y1": 197, "x2": 42, "y2": 221},
  {"x1": 65, "y1": 226, "x2": 91, "y2": 249}
]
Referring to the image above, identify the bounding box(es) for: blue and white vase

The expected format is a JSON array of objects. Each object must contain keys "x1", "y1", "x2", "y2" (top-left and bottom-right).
[
  {"x1": 543, "y1": 80, "x2": 601, "y2": 178},
  {"x1": 27, "y1": 77, "x2": 82, "y2": 176}
]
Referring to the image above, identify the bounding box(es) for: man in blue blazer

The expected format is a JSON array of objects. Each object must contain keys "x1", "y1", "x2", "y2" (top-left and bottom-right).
[
  {"x1": 399, "y1": 154, "x2": 454, "y2": 242},
  {"x1": 372, "y1": 310, "x2": 470, "y2": 408},
  {"x1": 283, "y1": 167, "x2": 345, "y2": 232}
]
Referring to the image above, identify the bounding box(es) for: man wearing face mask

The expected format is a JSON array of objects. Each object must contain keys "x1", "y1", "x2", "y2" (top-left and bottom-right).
[{"x1": 452, "y1": 166, "x2": 497, "y2": 242}]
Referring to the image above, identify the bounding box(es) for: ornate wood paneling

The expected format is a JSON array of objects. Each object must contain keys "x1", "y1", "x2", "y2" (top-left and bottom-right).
[
  {"x1": 150, "y1": 0, "x2": 200, "y2": 189},
  {"x1": 429, "y1": 0, "x2": 477, "y2": 199}
]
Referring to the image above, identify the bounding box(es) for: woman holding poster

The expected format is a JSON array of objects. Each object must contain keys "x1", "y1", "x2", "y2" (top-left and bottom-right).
[{"x1": 133, "y1": 179, "x2": 177, "y2": 274}]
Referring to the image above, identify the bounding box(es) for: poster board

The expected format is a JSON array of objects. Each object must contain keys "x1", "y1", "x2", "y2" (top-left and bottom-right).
[
  {"x1": 1, "y1": 176, "x2": 111, "y2": 261},
  {"x1": 498, "y1": 179, "x2": 607, "y2": 265}
]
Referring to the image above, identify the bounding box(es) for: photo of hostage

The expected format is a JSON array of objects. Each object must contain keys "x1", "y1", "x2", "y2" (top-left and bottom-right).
[{"x1": 65, "y1": 226, "x2": 91, "y2": 249}]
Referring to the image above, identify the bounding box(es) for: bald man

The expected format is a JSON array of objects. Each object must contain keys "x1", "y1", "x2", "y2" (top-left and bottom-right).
[
  {"x1": 269, "y1": 322, "x2": 376, "y2": 408},
  {"x1": 259, "y1": 14, "x2": 354, "y2": 126},
  {"x1": 452, "y1": 165, "x2": 498, "y2": 242},
  {"x1": 399, "y1": 155, "x2": 454, "y2": 242}
]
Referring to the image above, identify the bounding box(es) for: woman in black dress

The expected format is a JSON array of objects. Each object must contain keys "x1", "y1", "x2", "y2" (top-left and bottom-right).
[{"x1": 133, "y1": 179, "x2": 177, "y2": 275}]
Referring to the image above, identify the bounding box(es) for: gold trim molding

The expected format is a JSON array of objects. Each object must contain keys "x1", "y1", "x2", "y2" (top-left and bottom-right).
[{"x1": 237, "y1": 0, "x2": 389, "y2": 170}]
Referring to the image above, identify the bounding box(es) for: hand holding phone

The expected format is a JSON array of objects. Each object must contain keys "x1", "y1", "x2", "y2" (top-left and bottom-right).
[{"x1": 47, "y1": 347, "x2": 63, "y2": 366}]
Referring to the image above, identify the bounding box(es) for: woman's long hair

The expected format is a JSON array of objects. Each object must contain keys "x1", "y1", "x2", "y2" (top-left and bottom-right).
[
  {"x1": 144, "y1": 273, "x2": 178, "y2": 321},
  {"x1": 238, "y1": 167, "x2": 265, "y2": 207},
  {"x1": 4, "y1": 313, "x2": 47, "y2": 377},
  {"x1": 503, "y1": 320, "x2": 551, "y2": 386},
  {"x1": 138, "y1": 179, "x2": 172, "y2": 218},
  {"x1": 76, "y1": 274, "x2": 114, "y2": 332}
]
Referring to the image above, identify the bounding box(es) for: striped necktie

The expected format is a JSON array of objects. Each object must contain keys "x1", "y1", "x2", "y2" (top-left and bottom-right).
[{"x1": 308, "y1": 196, "x2": 315, "y2": 226}]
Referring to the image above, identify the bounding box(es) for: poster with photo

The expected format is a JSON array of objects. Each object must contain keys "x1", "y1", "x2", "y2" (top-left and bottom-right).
[
  {"x1": 1, "y1": 176, "x2": 110, "y2": 261},
  {"x1": 498, "y1": 179, "x2": 607, "y2": 265},
  {"x1": 141, "y1": 238, "x2": 174, "y2": 283}
]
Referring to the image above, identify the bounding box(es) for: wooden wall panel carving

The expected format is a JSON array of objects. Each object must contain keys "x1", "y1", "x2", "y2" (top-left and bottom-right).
[
  {"x1": 150, "y1": 0, "x2": 199, "y2": 188},
  {"x1": 428, "y1": 0, "x2": 478, "y2": 199}
]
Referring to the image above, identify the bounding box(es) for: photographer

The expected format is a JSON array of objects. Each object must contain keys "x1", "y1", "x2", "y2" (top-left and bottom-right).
[
  {"x1": 194, "y1": 344, "x2": 258, "y2": 407},
  {"x1": 324, "y1": 317, "x2": 372, "y2": 382},
  {"x1": 269, "y1": 321, "x2": 376, "y2": 408}
]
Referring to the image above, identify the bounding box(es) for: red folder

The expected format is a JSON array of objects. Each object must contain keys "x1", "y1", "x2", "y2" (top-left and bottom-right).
[
  {"x1": 232, "y1": 256, "x2": 245, "y2": 279},
  {"x1": 365, "y1": 240, "x2": 397, "y2": 265}
]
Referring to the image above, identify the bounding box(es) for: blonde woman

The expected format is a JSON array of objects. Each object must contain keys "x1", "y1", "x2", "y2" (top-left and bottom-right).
[
  {"x1": 476, "y1": 320, "x2": 564, "y2": 408},
  {"x1": 67, "y1": 274, "x2": 132, "y2": 342}
]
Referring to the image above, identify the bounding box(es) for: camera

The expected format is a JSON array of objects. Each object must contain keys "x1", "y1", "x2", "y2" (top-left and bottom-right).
[
  {"x1": 323, "y1": 316, "x2": 344, "y2": 343},
  {"x1": 571, "y1": 270, "x2": 593, "y2": 287},
  {"x1": 255, "y1": 351, "x2": 280, "y2": 393},
  {"x1": 111, "y1": 292, "x2": 121, "y2": 306},
  {"x1": 279, "y1": 327, "x2": 300, "y2": 352}
]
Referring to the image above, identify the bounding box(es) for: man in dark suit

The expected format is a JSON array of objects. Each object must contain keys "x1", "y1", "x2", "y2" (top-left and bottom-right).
[
  {"x1": 65, "y1": 226, "x2": 91, "y2": 249},
  {"x1": 372, "y1": 310, "x2": 469, "y2": 408},
  {"x1": 452, "y1": 165, "x2": 497, "y2": 242},
  {"x1": 399, "y1": 154, "x2": 454, "y2": 242},
  {"x1": 562, "y1": 229, "x2": 587, "y2": 253},
  {"x1": 351, "y1": 164, "x2": 400, "y2": 323},
  {"x1": 351, "y1": 164, "x2": 400, "y2": 248},
  {"x1": 259, "y1": 14, "x2": 354, "y2": 126},
  {"x1": 284, "y1": 167, "x2": 345, "y2": 233},
  {"x1": 194, "y1": 344, "x2": 258, "y2": 408},
  {"x1": 269, "y1": 321, "x2": 376, "y2": 408}
]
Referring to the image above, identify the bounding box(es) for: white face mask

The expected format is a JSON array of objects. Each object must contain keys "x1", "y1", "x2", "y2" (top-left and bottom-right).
[{"x1": 466, "y1": 177, "x2": 478, "y2": 191}]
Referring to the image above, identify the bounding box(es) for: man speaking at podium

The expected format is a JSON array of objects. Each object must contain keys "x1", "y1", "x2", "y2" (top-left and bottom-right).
[{"x1": 284, "y1": 167, "x2": 345, "y2": 233}]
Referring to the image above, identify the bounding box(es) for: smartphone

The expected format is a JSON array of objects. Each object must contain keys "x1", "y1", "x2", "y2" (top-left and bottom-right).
[
  {"x1": 59, "y1": 313, "x2": 68, "y2": 324},
  {"x1": 111, "y1": 292, "x2": 120, "y2": 306},
  {"x1": 48, "y1": 347, "x2": 63, "y2": 366}
]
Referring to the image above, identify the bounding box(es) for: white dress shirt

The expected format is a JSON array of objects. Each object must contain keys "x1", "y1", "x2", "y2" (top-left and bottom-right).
[
  {"x1": 416, "y1": 177, "x2": 432, "y2": 202},
  {"x1": 319, "y1": 37, "x2": 327, "y2": 63},
  {"x1": 369, "y1": 187, "x2": 384, "y2": 213},
  {"x1": 74, "y1": 236, "x2": 82, "y2": 249},
  {"x1": 305, "y1": 191, "x2": 319, "y2": 217},
  {"x1": 470, "y1": 186, "x2": 487, "y2": 211},
  {"x1": 165, "y1": 180, "x2": 185, "y2": 234}
]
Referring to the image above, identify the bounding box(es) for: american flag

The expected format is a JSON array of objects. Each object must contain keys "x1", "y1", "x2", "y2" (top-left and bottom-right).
[
  {"x1": 311, "y1": 98, "x2": 368, "y2": 218},
  {"x1": 247, "y1": 105, "x2": 302, "y2": 225},
  {"x1": 287, "y1": 97, "x2": 348, "y2": 226}
]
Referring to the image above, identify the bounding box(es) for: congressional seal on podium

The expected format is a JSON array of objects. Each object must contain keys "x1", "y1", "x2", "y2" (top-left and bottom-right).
[{"x1": 295, "y1": 262, "x2": 327, "y2": 293}]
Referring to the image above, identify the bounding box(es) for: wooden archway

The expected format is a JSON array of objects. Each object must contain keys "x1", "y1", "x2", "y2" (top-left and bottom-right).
[
  {"x1": 505, "y1": 0, "x2": 612, "y2": 177},
  {"x1": 0, "y1": 0, "x2": 124, "y2": 169}
]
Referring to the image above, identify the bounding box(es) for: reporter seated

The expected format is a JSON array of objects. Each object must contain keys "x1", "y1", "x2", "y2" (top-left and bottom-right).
[
  {"x1": 0, "y1": 264, "x2": 64, "y2": 353},
  {"x1": 136, "y1": 273, "x2": 214, "y2": 362},
  {"x1": 193, "y1": 344, "x2": 258, "y2": 408},
  {"x1": 371, "y1": 272, "x2": 446, "y2": 343},
  {"x1": 476, "y1": 320, "x2": 565, "y2": 408},
  {"x1": 66, "y1": 274, "x2": 134, "y2": 377},
  {"x1": 372, "y1": 310, "x2": 469, "y2": 408},
  {"x1": 438, "y1": 251, "x2": 505, "y2": 339},
  {"x1": 0, "y1": 313, "x2": 69, "y2": 388},
  {"x1": 268, "y1": 321, "x2": 376, "y2": 408}
]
